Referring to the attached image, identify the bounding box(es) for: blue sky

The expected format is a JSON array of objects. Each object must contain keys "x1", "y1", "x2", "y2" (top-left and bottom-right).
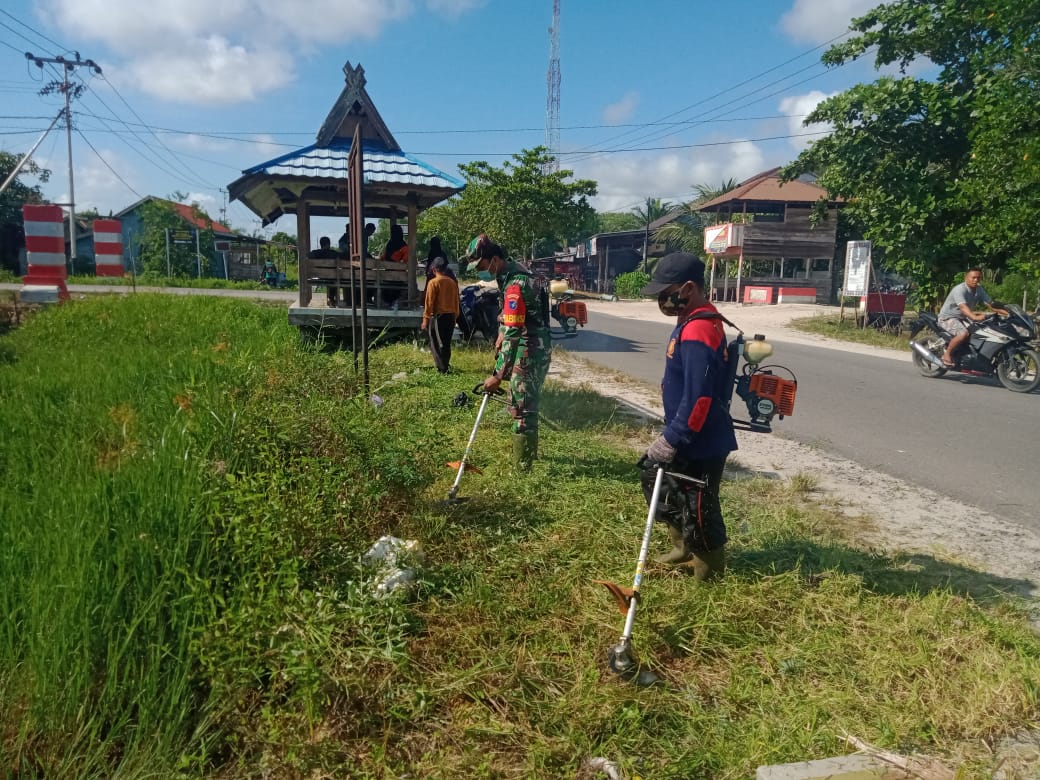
[{"x1": 1, "y1": 0, "x2": 887, "y2": 245}]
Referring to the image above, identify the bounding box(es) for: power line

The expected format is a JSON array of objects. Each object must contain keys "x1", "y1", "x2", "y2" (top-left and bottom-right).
[
  {"x1": 93, "y1": 72, "x2": 220, "y2": 190},
  {"x1": 574, "y1": 31, "x2": 855, "y2": 160},
  {"x1": 75, "y1": 127, "x2": 143, "y2": 199},
  {"x1": 0, "y1": 9, "x2": 68, "y2": 55}
]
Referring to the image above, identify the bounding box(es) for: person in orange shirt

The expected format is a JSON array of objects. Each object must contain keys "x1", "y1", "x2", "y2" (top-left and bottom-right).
[
  {"x1": 379, "y1": 224, "x2": 409, "y2": 263},
  {"x1": 421, "y1": 257, "x2": 461, "y2": 373}
]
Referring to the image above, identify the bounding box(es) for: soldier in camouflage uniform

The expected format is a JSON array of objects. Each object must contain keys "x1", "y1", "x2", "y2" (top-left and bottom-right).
[{"x1": 471, "y1": 235, "x2": 552, "y2": 469}]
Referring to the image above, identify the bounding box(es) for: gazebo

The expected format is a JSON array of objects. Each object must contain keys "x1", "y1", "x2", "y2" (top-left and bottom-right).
[{"x1": 228, "y1": 62, "x2": 465, "y2": 314}]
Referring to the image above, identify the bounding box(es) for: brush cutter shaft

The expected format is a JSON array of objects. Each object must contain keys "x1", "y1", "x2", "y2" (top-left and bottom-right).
[
  {"x1": 619, "y1": 466, "x2": 666, "y2": 643},
  {"x1": 448, "y1": 392, "x2": 492, "y2": 500}
]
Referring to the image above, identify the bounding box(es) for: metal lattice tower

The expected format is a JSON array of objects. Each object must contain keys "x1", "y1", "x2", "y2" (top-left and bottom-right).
[{"x1": 545, "y1": 0, "x2": 561, "y2": 171}]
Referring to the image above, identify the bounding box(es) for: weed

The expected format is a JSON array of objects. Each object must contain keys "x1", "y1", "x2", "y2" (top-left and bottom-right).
[{"x1": 0, "y1": 295, "x2": 1037, "y2": 778}]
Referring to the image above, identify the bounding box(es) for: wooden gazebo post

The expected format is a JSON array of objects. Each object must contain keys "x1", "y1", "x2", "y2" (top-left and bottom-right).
[
  {"x1": 406, "y1": 195, "x2": 418, "y2": 308},
  {"x1": 296, "y1": 201, "x2": 311, "y2": 306}
]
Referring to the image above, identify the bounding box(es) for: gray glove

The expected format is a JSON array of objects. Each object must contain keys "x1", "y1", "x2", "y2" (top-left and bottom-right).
[{"x1": 645, "y1": 435, "x2": 676, "y2": 465}]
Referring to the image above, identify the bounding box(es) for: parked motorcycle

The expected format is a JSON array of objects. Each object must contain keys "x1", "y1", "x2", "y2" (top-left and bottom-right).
[
  {"x1": 459, "y1": 284, "x2": 501, "y2": 343},
  {"x1": 908, "y1": 304, "x2": 1040, "y2": 392}
]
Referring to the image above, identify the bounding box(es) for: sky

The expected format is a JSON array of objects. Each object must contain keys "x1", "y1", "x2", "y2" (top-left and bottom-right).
[{"x1": 0, "y1": 0, "x2": 890, "y2": 246}]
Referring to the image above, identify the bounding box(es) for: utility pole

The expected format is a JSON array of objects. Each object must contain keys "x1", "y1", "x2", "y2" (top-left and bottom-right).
[
  {"x1": 25, "y1": 51, "x2": 102, "y2": 263},
  {"x1": 642, "y1": 196, "x2": 651, "y2": 273},
  {"x1": 219, "y1": 187, "x2": 228, "y2": 225}
]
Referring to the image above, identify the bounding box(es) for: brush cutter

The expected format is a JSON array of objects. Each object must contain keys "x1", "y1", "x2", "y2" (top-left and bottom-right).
[
  {"x1": 443, "y1": 383, "x2": 503, "y2": 504},
  {"x1": 596, "y1": 462, "x2": 706, "y2": 683}
]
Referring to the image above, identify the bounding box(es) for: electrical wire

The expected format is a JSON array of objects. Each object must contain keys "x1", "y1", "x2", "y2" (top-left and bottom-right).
[
  {"x1": 0, "y1": 9, "x2": 68, "y2": 55},
  {"x1": 75, "y1": 127, "x2": 143, "y2": 199},
  {"x1": 91, "y1": 72, "x2": 221, "y2": 190}
]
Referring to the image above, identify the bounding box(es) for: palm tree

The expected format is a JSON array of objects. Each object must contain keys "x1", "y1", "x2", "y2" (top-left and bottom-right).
[
  {"x1": 652, "y1": 179, "x2": 739, "y2": 255},
  {"x1": 630, "y1": 197, "x2": 675, "y2": 227}
]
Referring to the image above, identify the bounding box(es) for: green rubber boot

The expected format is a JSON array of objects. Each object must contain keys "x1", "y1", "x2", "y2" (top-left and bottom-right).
[
  {"x1": 655, "y1": 524, "x2": 692, "y2": 564},
  {"x1": 680, "y1": 546, "x2": 726, "y2": 582},
  {"x1": 512, "y1": 431, "x2": 537, "y2": 470}
]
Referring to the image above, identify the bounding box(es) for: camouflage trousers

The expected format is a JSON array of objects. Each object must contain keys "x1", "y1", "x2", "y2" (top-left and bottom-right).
[{"x1": 507, "y1": 334, "x2": 551, "y2": 434}]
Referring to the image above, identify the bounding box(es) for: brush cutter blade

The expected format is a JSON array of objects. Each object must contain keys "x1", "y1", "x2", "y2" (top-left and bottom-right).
[
  {"x1": 594, "y1": 580, "x2": 635, "y2": 615},
  {"x1": 445, "y1": 461, "x2": 482, "y2": 474}
]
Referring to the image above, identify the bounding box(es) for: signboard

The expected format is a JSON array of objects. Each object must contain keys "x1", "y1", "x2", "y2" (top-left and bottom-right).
[
  {"x1": 171, "y1": 228, "x2": 194, "y2": 245},
  {"x1": 703, "y1": 223, "x2": 745, "y2": 256},
  {"x1": 843, "y1": 240, "x2": 871, "y2": 296}
]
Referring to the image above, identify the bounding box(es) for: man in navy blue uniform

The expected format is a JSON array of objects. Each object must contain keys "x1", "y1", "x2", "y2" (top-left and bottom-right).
[{"x1": 639, "y1": 252, "x2": 737, "y2": 581}]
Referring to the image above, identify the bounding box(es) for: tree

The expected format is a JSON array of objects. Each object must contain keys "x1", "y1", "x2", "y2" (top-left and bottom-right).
[
  {"x1": 453, "y1": 146, "x2": 597, "y2": 259},
  {"x1": 652, "y1": 179, "x2": 738, "y2": 255},
  {"x1": 593, "y1": 211, "x2": 643, "y2": 234},
  {"x1": 782, "y1": 0, "x2": 1040, "y2": 306},
  {"x1": 0, "y1": 151, "x2": 51, "y2": 272},
  {"x1": 136, "y1": 200, "x2": 215, "y2": 278},
  {"x1": 630, "y1": 198, "x2": 675, "y2": 227}
]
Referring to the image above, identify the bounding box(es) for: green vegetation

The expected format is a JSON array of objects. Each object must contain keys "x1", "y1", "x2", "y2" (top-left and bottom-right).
[
  {"x1": 788, "y1": 313, "x2": 914, "y2": 350},
  {"x1": 418, "y1": 146, "x2": 597, "y2": 260},
  {"x1": 784, "y1": 0, "x2": 1040, "y2": 306},
  {"x1": 65, "y1": 272, "x2": 297, "y2": 291},
  {"x1": 613, "y1": 270, "x2": 650, "y2": 300},
  {"x1": 1, "y1": 296, "x2": 1038, "y2": 778}
]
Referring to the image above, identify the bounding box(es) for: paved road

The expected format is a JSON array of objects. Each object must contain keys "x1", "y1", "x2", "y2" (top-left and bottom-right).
[{"x1": 565, "y1": 311, "x2": 1040, "y2": 531}]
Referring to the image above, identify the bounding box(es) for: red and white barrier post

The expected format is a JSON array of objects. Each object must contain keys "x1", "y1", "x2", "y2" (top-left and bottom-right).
[
  {"x1": 93, "y1": 218, "x2": 124, "y2": 277},
  {"x1": 22, "y1": 204, "x2": 69, "y2": 300}
]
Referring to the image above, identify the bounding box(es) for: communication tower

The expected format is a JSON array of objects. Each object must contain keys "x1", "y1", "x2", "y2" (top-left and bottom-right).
[{"x1": 546, "y1": 0, "x2": 561, "y2": 171}]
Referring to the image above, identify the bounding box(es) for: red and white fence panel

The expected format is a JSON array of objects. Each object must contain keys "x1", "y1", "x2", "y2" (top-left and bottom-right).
[
  {"x1": 22, "y1": 204, "x2": 69, "y2": 299},
  {"x1": 93, "y1": 218, "x2": 124, "y2": 277}
]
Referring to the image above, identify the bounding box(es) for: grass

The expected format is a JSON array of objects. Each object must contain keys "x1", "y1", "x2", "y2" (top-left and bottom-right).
[
  {"x1": 0, "y1": 295, "x2": 1038, "y2": 778},
  {"x1": 788, "y1": 313, "x2": 916, "y2": 350}
]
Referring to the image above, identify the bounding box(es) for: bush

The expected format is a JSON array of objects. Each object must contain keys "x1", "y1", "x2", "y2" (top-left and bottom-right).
[{"x1": 613, "y1": 270, "x2": 650, "y2": 299}]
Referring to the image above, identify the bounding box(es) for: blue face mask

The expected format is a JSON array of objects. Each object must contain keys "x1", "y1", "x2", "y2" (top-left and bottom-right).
[{"x1": 476, "y1": 270, "x2": 493, "y2": 282}]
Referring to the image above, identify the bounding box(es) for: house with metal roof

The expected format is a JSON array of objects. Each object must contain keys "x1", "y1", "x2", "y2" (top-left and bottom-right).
[{"x1": 228, "y1": 61, "x2": 464, "y2": 313}]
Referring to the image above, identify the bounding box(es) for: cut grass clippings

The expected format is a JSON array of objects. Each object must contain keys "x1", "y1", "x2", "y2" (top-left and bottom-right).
[{"x1": 0, "y1": 294, "x2": 1037, "y2": 778}]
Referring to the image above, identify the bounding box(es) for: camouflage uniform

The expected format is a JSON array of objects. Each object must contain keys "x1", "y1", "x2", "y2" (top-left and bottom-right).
[{"x1": 492, "y1": 262, "x2": 552, "y2": 445}]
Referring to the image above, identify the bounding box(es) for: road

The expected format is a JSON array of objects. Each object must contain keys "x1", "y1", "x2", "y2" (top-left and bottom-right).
[{"x1": 565, "y1": 310, "x2": 1040, "y2": 531}]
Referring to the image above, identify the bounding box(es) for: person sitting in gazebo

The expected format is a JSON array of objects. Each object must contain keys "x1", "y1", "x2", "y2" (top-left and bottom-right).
[{"x1": 379, "y1": 224, "x2": 409, "y2": 263}]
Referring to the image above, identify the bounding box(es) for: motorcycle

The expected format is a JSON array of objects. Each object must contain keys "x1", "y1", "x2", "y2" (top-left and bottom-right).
[
  {"x1": 908, "y1": 303, "x2": 1040, "y2": 392},
  {"x1": 459, "y1": 284, "x2": 501, "y2": 343}
]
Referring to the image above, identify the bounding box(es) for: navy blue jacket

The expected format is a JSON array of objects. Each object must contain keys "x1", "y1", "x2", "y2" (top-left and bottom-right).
[{"x1": 660, "y1": 303, "x2": 738, "y2": 461}]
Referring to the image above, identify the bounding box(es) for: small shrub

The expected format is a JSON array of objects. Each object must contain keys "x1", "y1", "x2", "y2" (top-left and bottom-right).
[{"x1": 613, "y1": 270, "x2": 650, "y2": 299}]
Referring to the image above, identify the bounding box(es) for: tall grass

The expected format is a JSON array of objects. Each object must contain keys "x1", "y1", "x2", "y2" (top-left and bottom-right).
[{"x1": 1, "y1": 295, "x2": 1038, "y2": 778}]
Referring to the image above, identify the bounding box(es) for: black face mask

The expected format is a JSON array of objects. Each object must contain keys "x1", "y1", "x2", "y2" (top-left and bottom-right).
[{"x1": 658, "y1": 289, "x2": 689, "y2": 317}]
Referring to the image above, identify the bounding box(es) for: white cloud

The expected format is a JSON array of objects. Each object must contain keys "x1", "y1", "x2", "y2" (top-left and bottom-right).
[
  {"x1": 572, "y1": 141, "x2": 766, "y2": 213},
  {"x1": 37, "y1": 0, "x2": 449, "y2": 104},
  {"x1": 49, "y1": 147, "x2": 144, "y2": 215},
  {"x1": 778, "y1": 90, "x2": 835, "y2": 152},
  {"x1": 603, "y1": 92, "x2": 640, "y2": 125},
  {"x1": 779, "y1": 0, "x2": 878, "y2": 45}
]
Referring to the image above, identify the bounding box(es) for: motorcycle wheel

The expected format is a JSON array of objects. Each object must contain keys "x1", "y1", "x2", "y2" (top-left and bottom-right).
[
  {"x1": 911, "y1": 336, "x2": 947, "y2": 377},
  {"x1": 997, "y1": 348, "x2": 1040, "y2": 393}
]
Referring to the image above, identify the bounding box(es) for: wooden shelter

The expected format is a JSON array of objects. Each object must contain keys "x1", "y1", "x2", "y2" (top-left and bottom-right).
[
  {"x1": 694, "y1": 168, "x2": 843, "y2": 303},
  {"x1": 228, "y1": 62, "x2": 464, "y2": 319}
]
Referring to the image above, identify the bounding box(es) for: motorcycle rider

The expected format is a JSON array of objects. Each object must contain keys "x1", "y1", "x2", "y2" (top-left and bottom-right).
[
  {"x1": 939, "y1": 268, "x2": 1007, "y2": 367},
  {"x1": 471, "y1": 235, "x2": 552, "y2": 470}
]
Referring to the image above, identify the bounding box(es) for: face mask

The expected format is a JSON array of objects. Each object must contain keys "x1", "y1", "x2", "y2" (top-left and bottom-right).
[
  {"x1": 658, "y1": 289, "x2": 689, "y2": 317},
  {"x1": 476, "y1": 270, "x2": 493, "y2": 282}
]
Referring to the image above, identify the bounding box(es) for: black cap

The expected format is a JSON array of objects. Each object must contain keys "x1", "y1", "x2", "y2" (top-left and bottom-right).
[{"x1": 640, "y1": 252, "x2": 706, "y2": 296}]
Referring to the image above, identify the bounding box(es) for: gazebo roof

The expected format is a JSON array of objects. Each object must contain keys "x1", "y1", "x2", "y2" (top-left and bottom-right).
[{"x1": 228, "y1": 62, "x2": 464, "y2": 225}]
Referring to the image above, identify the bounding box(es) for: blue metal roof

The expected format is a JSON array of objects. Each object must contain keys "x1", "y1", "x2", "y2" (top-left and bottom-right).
[{"x1": 244, "y1": 138, "x2": 464, "y2": 190}]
